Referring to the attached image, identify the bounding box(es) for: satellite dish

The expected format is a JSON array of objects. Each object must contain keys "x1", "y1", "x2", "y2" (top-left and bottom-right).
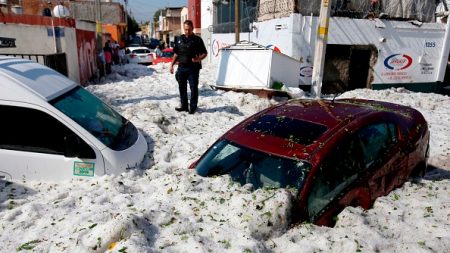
[{"x1": 53, "y1": 5, "x2": 70, "y2": 18}]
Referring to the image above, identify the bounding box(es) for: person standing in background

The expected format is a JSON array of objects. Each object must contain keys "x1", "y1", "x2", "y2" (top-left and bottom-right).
[
  {"x1": 118, "y1": 46, "x2": 126, "y2": 65},
  {"x1": 112, "y1": 41, "x2": 120, "y2": 65},
  {"x1": 103, "y1": 42, "x2": 112, "y2": 75},
  {"x1": 169, "y1": 20, "x2": 207, "y2": 114}
]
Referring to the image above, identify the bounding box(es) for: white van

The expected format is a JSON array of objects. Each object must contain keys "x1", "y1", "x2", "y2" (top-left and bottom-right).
[{"x1": 0, "y1": 56, "x2": 148, "y2": 181}]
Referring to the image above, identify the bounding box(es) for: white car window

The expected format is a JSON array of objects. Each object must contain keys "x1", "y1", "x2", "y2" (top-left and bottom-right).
[{"x1": 133, "y1": 49, "x2": 150, "y2": 54}]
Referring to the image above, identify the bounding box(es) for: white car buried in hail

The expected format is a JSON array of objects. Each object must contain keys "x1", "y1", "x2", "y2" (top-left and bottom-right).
[
  {"x1": 0, "y1": 56, "x2": 148, "y2": 181},
  {"x1": 126, "y1": 46, "x2": 154, "y2": 65}
]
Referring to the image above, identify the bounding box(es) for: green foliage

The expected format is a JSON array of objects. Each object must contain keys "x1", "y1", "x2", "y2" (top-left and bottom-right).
[
  {"x1": 127, "y1": 16, "x2": 141, "y2": 36},
  {"x1": 218, "y1": 239, "x2": 231, "y2": 249},
  {"x1": 272, "y1": 81, "x2": 284, "y2": 90},
  {"x1": 262, "y1": 211, "x2": 272, "y2": 218},
  {"x1": 95, "y1": 237, "x2": 102, "y2": 250},
  {"x1": 161, "y1": 217, "x2": 176, "y2": 227},
  {"x1": 392, "y1": 193, "x2": 400, "y2": 201},
  {"x1": 16, "y1": 240, "x2": 40, "y2": 252},
  {"x1": 153, "y1": 9, "x2": 163, "y2": 22},
  {"x1": 7, "y1": 200, "x2": 16, "y2": 210}
]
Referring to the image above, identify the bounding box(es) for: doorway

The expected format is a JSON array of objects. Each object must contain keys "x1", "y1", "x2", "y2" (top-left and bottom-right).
[
  {"x1": 322, "y1": 45, "x2": 376, "y2": 94},
  {"x1": 348, "y1": 48, "x2": 372, "y2": 90}
]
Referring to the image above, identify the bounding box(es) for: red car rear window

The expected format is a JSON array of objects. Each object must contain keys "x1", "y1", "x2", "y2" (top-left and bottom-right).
[{"x1": 246, "y1": 115, "x2": 328, "y2": 145}]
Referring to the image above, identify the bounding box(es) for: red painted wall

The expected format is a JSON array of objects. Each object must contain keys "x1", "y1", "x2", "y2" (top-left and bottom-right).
[
  {"x1": 188, "y1": 0, "x2": 201, "y2": 29},
  {"x1": 76, "y1": 29, "x2": 97, "y2": 85}
]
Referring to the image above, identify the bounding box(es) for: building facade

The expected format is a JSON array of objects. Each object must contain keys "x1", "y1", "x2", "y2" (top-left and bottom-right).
[
  {"x1": 201, "y1": 0, "x2": 449, "y2": 92},
  {"x1": 157, "y1": 7, "x2": 183, "y2": 48}
]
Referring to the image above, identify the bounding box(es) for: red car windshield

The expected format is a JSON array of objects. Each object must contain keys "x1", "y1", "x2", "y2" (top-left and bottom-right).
[{"x1": 196, "y1": 139, "x2": 311, "y2": 191}]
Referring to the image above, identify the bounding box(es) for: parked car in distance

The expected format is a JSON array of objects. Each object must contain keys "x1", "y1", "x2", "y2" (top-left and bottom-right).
[
  {"x1": 0, "y1": 56, "x2": 148, "y2": 181},
  {"x1": 128, "y1": 36, "x2": 142, "y2": 47},
  {"x1": 143, "y1": 38, "x2": 161, "y2": 49},
  {"x1": 127, "y1": 43, "x2": 141, "y2": 48},
  {"x1": 191, "y1": 98, "x2": 430, "y2": 226},
  {"x1": 153, "y1": 48, "x2": 174, "y2": 65},
  {"x1": 126, "y1": 46, "x2": 154, "y2": 65}
]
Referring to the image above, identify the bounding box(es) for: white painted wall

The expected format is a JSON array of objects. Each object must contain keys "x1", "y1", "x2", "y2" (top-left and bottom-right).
[
  {"x1": 0, "y1": 24, "x2": 59, "y2": 54},
  {"x1": 0, "y1": 23, "x2": 81, "y2": 84},
  {"x1": 210, "y1": 13, "x2": 447, "y2": 85},
  {"x1": 210, "y1": 15, "x2": 302, "y2": 64},
  {"x1": 201, "y1": 0, "x2": 213, "y2": 29},
  {"x1": 325, "y1": 18, "x2": 446, "y2": 84},
  {"x1": 200, "y1": 0, "x2": 214, "y2": 60},
  {"x1": 181, "y1": 7, "x2": 188, "y2": 32},
  {"x1": 59, "y1": 27, "x2": 80, "y2": 83}
]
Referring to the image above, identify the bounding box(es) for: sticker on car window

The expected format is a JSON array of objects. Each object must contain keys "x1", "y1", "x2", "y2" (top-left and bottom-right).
[{"x1": 73, "y1": 162, "x2": 95, "y2": 177}]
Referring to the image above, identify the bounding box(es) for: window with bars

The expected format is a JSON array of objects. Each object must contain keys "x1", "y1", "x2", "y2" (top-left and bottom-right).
[{"x1": 213, "y1": 0, "x2": 258, "y2": 33}]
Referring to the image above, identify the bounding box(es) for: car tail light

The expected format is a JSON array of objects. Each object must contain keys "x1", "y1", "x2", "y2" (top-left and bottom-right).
[{"x1": 130, "y1": 53, "x2": 137, "y2": 58}]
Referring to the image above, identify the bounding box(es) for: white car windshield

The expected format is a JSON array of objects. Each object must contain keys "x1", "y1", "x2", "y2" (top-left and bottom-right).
[{"x1": 51, "y1": 86, "x2": 138, "y2": 151}]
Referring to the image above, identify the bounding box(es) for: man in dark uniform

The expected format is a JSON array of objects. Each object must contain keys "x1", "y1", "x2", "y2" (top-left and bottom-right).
[{"x1": 170, "y1": 20, "x2": 207, "y2": 114}]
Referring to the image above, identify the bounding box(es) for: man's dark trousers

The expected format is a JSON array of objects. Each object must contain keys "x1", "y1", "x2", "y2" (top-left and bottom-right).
[{"x1": 175, "y1": 66, "x2": 200, "y2": 112}]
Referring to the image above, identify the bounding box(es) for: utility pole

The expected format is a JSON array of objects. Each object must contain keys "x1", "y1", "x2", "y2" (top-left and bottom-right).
[
  {"x1": 95, "y1": 0, "x2": 102, "y2": 51},
  {"x1": 437, "y1": 13, "x2": 450, "y2": 82},
  {"x1": 124, "y1": 0, "x2": 128, "y2": 43},
  {"x1": 310, "y1": 0, "x2": 331, "y2": 98},
  {"x1": 48, "y1": 1, "x2": 58, "y2": 53},
  {"x1": 234, "y1": 0, "x2": 240, "y2": 43}
]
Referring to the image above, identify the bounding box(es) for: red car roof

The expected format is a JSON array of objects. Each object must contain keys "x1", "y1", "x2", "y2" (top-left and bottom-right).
[
  {"x1": 224, "y1": 98, "x2": 416, "y2": 161},
  {"x1": 270, "y1": 99, "x2": 373, "y2": 128}
]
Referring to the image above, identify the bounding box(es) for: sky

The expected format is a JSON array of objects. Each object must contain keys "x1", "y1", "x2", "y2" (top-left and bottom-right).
[
  {"x1": 115, "y1": 0, "x2": 187, "y2": 23},
  {"x1": 0, "y1": 61, "x2": 449, "y2": 252}
]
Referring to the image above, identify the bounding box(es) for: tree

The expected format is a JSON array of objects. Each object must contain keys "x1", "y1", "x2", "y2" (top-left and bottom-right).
[
  {"x1": 153, "y1": 9, "x2": 163, "y2": 22},
  {"x1": 127, "y1": 15, "x2": 141, "y2": 37}
]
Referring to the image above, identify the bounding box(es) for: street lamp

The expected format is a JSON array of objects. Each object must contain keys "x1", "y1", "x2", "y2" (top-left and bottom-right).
[{"x1": 47, "y1": 1, "x2": 58, "y2": 53}]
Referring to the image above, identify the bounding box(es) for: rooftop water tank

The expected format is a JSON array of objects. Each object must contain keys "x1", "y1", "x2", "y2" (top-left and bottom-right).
[{"x1": 53, "y1": 5, "x2": 70, "y2": 18}]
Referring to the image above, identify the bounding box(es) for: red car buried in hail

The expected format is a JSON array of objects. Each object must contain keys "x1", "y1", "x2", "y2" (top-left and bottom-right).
[
  {"x1": 192, "y1": 98, "x2": 430, "y2": 226},
  {"x1": 152, "y1": 48, "x2": 174, "y2": 65}
]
